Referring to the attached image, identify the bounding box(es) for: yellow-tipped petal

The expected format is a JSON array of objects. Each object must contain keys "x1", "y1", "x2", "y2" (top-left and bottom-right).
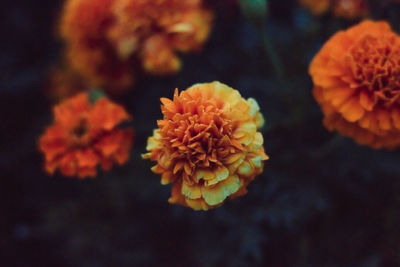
[
  {"x1": 201, "y1": 175, "x2": 241, "y2": 206},
  {"x1": 196, "y1": 169, "x2": 215, "y2": 180},
  {"x1": 182, "y1": 182, "x2": 202, "y2": 199},
  {"x1": 238, "y1": 161, "x2": 253, "y2": 176},
  {"x1": 205, "y1": 166, "x2": 229, "y2": 186}
]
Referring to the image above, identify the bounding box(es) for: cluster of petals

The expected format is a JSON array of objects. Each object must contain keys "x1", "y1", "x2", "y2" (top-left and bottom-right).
[
  {"x1": 60, "y1": 0, "x2": 133, "y2": 90},
  {"x1": 310, "y1": 20, "x2": 400, "y2": 149},
  {"x1": 299, "y1": 0, "x2": 367, "y2": 19},
  {"x1": 39, "y1": 93, "x2": 134, "y2": 178},
  {"x1": 142, "y1": 82, "x2": 269, "y2": 210},
  {"x1": 59, "y1": 0, "x2": 213, "y2": 91}
]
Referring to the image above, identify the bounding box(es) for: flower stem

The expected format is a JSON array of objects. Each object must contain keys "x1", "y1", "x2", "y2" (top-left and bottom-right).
[{"x1": 262, "y1": 30, "x2": 285, "y2": 84}]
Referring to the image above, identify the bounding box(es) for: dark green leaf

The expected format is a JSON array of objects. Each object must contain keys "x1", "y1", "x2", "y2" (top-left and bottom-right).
[{"x1": 89, "y1": 88, "x2": 105, "y2": 104}]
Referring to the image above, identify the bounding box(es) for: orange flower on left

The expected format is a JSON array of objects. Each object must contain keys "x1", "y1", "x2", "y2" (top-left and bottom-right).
[{"x1": 39, "y1": 93, "x2": 134, "y2": 178}]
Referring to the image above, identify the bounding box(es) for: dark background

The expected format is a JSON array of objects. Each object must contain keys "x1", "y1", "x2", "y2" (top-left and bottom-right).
[{"x1": 2, "y1": 0, "x2": 400, "y2": 266}]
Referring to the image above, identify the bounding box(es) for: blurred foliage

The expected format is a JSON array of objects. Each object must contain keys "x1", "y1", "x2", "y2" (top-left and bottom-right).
[
  {"x1": 89, "y1": 89, "x2": 106, "y2": 104},
  {"x1": 2, "y1": 0, "x2": 400, "y2": 266},
  {"x1": 239, "y1": 0, "x2": 268, "y2": 25}
]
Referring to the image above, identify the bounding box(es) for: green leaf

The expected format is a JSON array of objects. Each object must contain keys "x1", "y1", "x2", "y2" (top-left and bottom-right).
[{"x1": 89, "y1": 88, "x2": 105, "y2": 104}]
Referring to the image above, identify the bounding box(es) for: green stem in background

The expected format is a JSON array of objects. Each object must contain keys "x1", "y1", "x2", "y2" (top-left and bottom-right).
[
  {"x1": 261, "y1": 27, "x2": 285, "y2": 85},
  {"x1": 239, "y1": 0, "x2": 286, "y2": 87},
  {"x1": 240, "y1": 0, "x2": 299, "y2": 131}
]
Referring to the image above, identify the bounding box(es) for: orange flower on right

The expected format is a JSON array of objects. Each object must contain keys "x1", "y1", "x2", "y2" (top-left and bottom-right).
[{"x1": 310, "y1": 20, "x2": 400, "y2": 149}]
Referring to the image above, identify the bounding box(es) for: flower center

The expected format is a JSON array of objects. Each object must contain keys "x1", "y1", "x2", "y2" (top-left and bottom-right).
[
  {"x1": 171, "y1": 109, "x2": 234, "y2": 166},
  {"x1": 72, "y1": 124, "x2": 87, "y2": 138},
  {"x1": 69, "y1": 119, "x2": 91, "y2": 147},
  {"x1": 350, "y1": 34, "x2": 400, "y2": 107},
  {"x1": 159, "y1": 95, "x2": 240, "y2": 181}
]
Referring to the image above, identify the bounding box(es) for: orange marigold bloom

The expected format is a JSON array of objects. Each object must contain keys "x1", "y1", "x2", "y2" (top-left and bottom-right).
[
  {"x1": 310, "y1": 20, "x2": 400, "y2": 149},
  {"x1": 59, "y1": 0, "x2": 213, "y2": 89},
  {"x1": 110, "y1": 0, "x2": 213, "y2": 75},
  {"x1": 299, "y1": 0, "x2": 367, "y2": 19},
  {"x1": 60, "y1": 0, "x2": 134, "y2": 90},
  {"x1": 39, "y1": 92, "x2": 134, "y2": 178},
  {"x1": 142, "y1": 82, "x2": 269, "y2": 210}
]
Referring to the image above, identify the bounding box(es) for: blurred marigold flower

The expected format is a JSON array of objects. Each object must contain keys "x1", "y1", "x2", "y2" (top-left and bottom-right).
[
  {"x1": 299, "y1": 0, "x2": 367, "y2": 19},
  {"x1": 59, "y1": 0, "x2": 213, "y2": 90},
  {"x1": 60, "y1": 0, "x2": 134, "y2": 91},
  {"x1": 110, "y1": 0, "x2": 213, "y2": 74},
  {"x1": 310, "y1": 20, "x2": 400, "y2": 149},
  {"x1": 39, "y1": 92, "x2": 134, "y2": 178},
  {"x1": 142, "y1": 82, "x2": 269, "y2": 210}
]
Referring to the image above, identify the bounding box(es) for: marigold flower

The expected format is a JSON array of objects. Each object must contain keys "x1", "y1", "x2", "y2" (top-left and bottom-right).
[
  {"x1": 59, "y1": 0, "x2": 213, "y2": 90},
  {"x1": 39, "y1": 92, "x2": 134, "y2": 178},
  {"x1": 110, "y1": 0, "x2": 213, "y2": 75},
  {"x1": 140, "y1": 35, "x2": 182, "y2": 75},
  {"x1": 299, "y1": 0, "x2": 367, "y2": 19},
  {"x1": 142, "y1": 82, "x2": 269, "y2": 210},
  {"x1": 310, "y1": 20, "x2": 400, "y2": 149},
  {"x1": 60, "y1": 0, "x2": 134, "y2": 90}
]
